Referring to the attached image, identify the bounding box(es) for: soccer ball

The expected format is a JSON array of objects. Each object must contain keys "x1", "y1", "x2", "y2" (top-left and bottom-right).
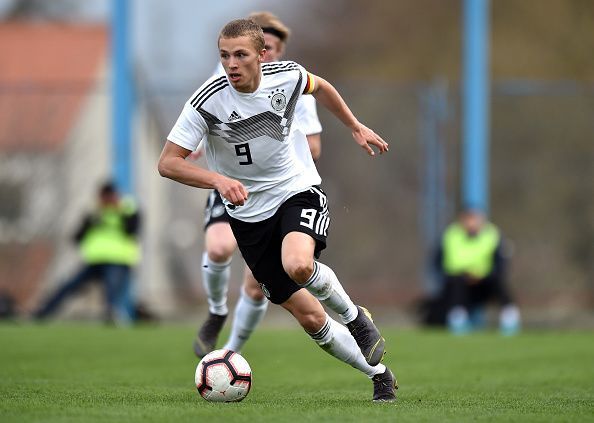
[{"x1": 195, "y1": 349, "x2": 252, "y2": 402}]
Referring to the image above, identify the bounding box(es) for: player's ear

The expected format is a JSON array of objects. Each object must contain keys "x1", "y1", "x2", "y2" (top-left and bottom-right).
[{"x1": 258, "y1": 49, "x2": 266, "y2": 62}]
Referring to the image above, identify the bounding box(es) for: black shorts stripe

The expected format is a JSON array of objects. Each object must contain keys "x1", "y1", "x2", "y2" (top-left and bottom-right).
[
  {"x1": 315, "y1": 215, "x2": 328, "y2": 236},
  {"x1": 322, "y1": 216, "x2": 330, "y2": 236},
  {"x1": 310, "y1": 187, "x2": 328, "y2": 209},
  {"x1": 309, "y1": 186, "x2": 329, "y2": 236}
]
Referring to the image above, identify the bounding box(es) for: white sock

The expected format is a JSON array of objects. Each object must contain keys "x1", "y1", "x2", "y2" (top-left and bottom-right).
[
  {"x1": 309, "y1": 314, "x2": 385, "y2": 378},
  {"x1": 303, "y1": 261, "x2": 358, "y2": 324},
  {"x1": 201, "y1": 252, "x2": 231, "y2": 316},
  {"x1": 223, "y1": 287, "x2": 268, "y2": 352}
]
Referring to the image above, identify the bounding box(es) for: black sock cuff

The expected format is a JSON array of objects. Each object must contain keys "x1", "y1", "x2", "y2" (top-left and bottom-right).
[
  {"x1": 303, "y1": 261, "x2": 320, "y2": 288},
  {"x1": 308, "y1": 315, "x2": 330, "y2": 341}
]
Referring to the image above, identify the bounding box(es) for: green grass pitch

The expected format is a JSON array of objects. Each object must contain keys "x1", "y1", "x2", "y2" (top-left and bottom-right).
[{"x1": 0, "y1": 323, "x2": 592, "y2": 422}]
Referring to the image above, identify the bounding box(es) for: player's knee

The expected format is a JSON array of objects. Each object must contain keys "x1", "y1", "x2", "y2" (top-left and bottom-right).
[
  {"x1": 207, "y1": 244, "x2": 234, "y2": 263},
  {"x1": 205, "y1": 224, "x2": 236, "y2": 262},
  {"x1": 283, "y1": 258, "x2": 313, "y2": 285}
]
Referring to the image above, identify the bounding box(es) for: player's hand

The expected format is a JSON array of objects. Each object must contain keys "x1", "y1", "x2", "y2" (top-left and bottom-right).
[
  {"x1": 351, "y1": 123, "x2": 389, "y2": 156},
  {"x1": 214, "y1": 176, "x2": 248, "y2": 206}
]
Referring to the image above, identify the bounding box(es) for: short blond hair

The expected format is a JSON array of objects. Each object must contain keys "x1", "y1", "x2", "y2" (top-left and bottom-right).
[
  {"x1": 219, "y1": 19, "x2": 265, "y2": 51},
  {"x1": 248, "y1": 11, "x2": 291, "y2": 43}
]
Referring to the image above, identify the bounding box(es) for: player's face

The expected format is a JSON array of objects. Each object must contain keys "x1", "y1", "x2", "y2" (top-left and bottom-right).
[
  {"x1": 219, "y1": 36, "x2": 265, "y2": 93},
  {"x1": 262, "y1": 33, "x2": 284, "y2": 63}
]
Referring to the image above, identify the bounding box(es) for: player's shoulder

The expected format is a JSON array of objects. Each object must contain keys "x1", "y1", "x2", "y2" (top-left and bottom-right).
[
  {"x1": 187, "y1": 73, "x2": 229, "y2": 110},
  {"x1": 262, "y1": 60, "x2": 303, "y2": 76}
]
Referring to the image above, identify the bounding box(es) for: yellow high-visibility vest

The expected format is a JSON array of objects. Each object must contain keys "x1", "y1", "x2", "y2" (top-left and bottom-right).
[
  {"x1": 79, "y1": 200, "x2": 140, "y2": 266},
  {"x1": 442, "y1": 222, "x2": 499, "y2": 279}
]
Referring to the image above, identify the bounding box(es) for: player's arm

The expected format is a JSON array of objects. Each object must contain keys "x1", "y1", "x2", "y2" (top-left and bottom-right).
[
  {"x1": 309, "y1": 75, "x2": 389, "y2": 156},
  {"x1": 158, "y1": 141, "x2": 248, "y2": 206}
]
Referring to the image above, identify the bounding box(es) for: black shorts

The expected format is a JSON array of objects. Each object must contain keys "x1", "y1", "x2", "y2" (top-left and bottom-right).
[
  {"x1": 229, "y1": 186, "x2": 330, "y2": 304},
  {"x1": 204, "y1": 190, "x2": 230, "y2": 230}
]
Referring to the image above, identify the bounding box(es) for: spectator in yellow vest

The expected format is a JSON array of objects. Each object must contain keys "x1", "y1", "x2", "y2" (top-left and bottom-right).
[
  {"x1": 34, "y1": 182, "x2": 141, "y2": 324},
  {"x1": 435, "y1": 208, "x2": 520, "y2": 335}
]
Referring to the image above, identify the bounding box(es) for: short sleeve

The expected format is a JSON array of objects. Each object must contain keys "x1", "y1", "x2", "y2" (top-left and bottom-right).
[{"x1": 167, "y1": 102, "x2": 208, "y2": 152}]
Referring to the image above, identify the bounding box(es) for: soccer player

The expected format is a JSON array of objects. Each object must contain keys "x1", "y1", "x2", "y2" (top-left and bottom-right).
[
  {"x1": 192, "y1": 12, "x2": 322, "y2": 358},
  {"x1": 159, "y1": 19, "x2": 397, "y2": 401}
]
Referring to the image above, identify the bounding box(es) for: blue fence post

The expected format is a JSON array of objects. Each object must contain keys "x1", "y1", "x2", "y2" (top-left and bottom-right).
[
  {"x1": 462, "y1": 0, "x2": 491, "y2": 212},
  {"x1": 419, "y1": 80, "x2": 450, "y2": 296},
  {"x1": 111, "y1": 0, "x2": 134, "y2": 195}
]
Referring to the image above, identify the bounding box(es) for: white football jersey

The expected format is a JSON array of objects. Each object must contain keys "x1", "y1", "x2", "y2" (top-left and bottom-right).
[{"x1": 168, "y1": 61, "x2": 322, "y2": 222}]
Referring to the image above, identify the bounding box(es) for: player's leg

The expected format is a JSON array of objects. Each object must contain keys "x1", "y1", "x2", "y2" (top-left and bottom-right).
[
  {"x1": 202, "y1": 222, "x2": 235, "y2": 315},
  {"x1": 194, "y1": 191, "x2": 237, "y2": 357},
  {"x1": 229, "y1": 206, "x2": 396, "y2": 401},
  {"x1": 278, "y1": 187, "x2": 386, "y2": 365},
  {"x1": 194, "y1": 222, "x2": 236, "y2": 357},
  {"x1": 281, "y1": 289, "x2": 397, "y2": 402},
  {"x1": 281, "y1": 232, "x2": 356, "y2": 322},
  {"x1": 222, "y1": 265, "x2": 268, "y2": 352},
  {"x1": 281, "y1": 231, "x2": 386, "y2": 366}
]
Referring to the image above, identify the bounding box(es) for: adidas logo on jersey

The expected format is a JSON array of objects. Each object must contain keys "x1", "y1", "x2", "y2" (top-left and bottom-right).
[{"x1": 228, "y1": 110, "x2": 242, "y2": 121}]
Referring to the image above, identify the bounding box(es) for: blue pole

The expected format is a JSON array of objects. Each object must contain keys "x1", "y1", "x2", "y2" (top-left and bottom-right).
[
  {"x1": 462, "y1": 0, "x2": 490, "y2": 212},
  {"x1": 111, "y1": 0, "x2": 133, "y2": 195}
]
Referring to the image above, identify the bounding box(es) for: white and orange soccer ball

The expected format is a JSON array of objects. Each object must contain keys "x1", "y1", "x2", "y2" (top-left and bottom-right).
[{"x1": 195, "y1": 349, "x2": 252, "y2": 402}]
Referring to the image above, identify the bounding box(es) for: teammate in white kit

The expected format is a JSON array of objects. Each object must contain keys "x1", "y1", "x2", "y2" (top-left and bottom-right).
[
  {"x1": 159, "y1": 19, "x2": 397, "y2": 401},
  {"x1": 192, "y1": 12, "x2": 323, "y2": 359}
]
